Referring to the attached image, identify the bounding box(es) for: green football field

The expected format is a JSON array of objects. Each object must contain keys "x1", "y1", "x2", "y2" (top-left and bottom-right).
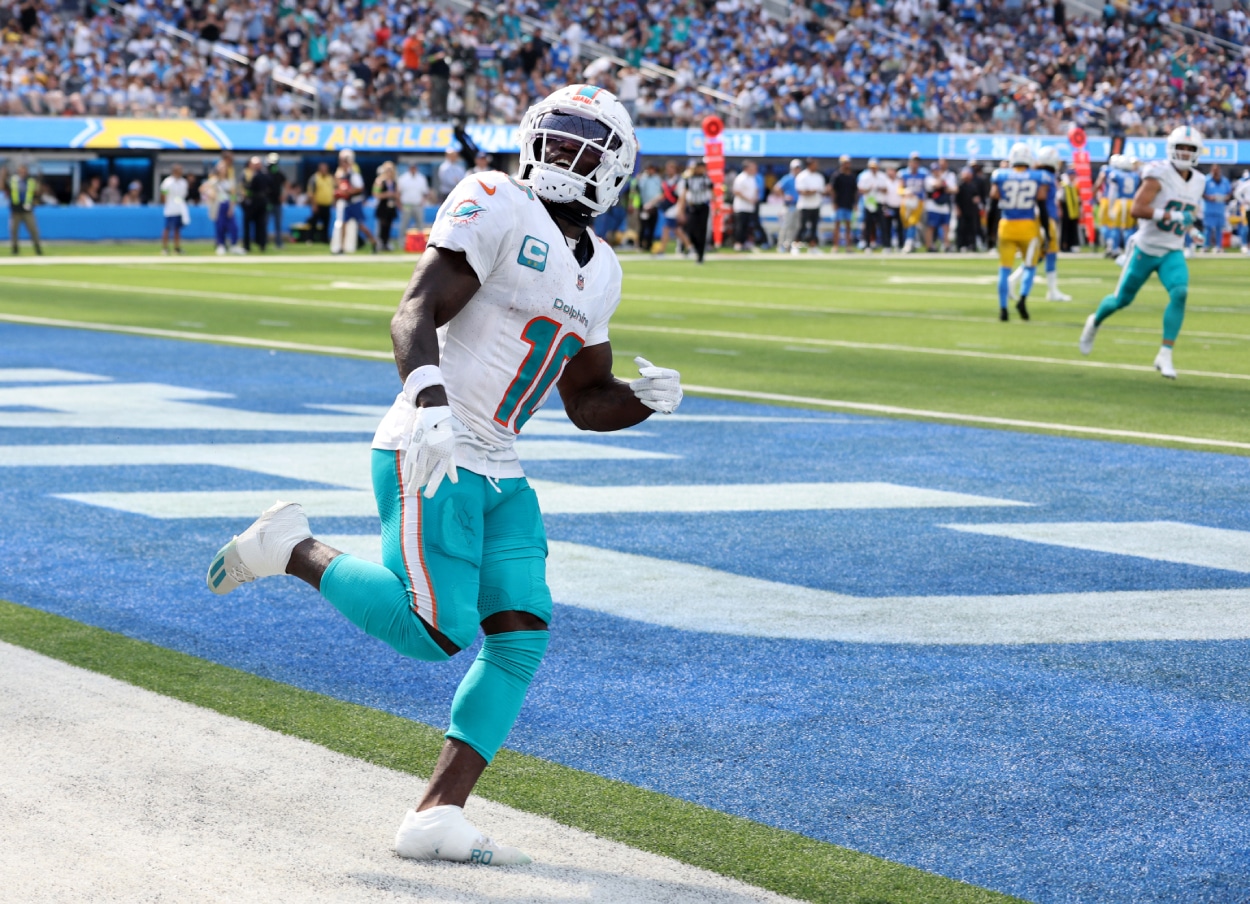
[
  {"x1": 2, "y1": 243, "x2": 1249, "y2": 902},
  {"x1": 1, "y1": 243, "x2": 1247, "y2": 453}
]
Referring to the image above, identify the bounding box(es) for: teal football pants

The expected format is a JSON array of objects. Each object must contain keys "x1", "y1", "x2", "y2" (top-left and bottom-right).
[
  {"x1": 319, "y1": 450, "x2": 553, "y2": 762},
  {"x1": 1095, "y1": 246, "x2": 1188, "y2": 344}
]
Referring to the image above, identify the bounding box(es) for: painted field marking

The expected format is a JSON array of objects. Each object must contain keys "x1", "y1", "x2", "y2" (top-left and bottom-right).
[
  {"x1": 0, "y1": 643, "x2": 796, "y2": 904},
  {"x1": 0, "y1": 253, "x2": 415, "y2": 266},
  {"x1": 0, "y1": 276, "x2": 395, "y2": 314},
  {"x1": 0, "y1": 368, "x2": 110, "y2": 383},
  {"x1": 0, "y1": 313, "x2": 395, "y2": 360},
  {"x1": 682, "y1": 383, "x2": 1250, "y2": 452},
  {"x1": 615, "y1": 324, "x2": 1250, "y2": 382},
  {"x1": 55, "y1": 480, "x2": 1026, "y2": 520},
  {"x1": 885, "y1": 275, "x2": 1103, "y2": 286},
  {"x1": 944, "y1": 521, "x2": 1250, "y2": 574},
  {"x1": 0, "y1": 440, "x2": 675, "y2": 491},
  {"x1": 318, "y1": 534, "x2": 1250, "y2": 644}
]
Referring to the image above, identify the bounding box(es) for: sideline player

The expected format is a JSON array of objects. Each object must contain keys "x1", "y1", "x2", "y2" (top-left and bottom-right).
[
  {"x1": 899, "y1": 152, "x2": 928, "y2": 253},
  {"x1": 990, "y1": 143, "x2": 1049, "y2": 321},
  {"x1": 1079, "y1": 127, "x2": 1207, "y2": 379},
  {"x1": 1234, "y1": 169, "x2": 1250, "y2": 254},
  {"x1": 206, "y1": 85, "x2": 682, "y2": 865},
  {"x1": 1202, "y1": 163, "x2": 1231, "y2": 253},
  {"x1": 331, "y1": 148, "x2": 378, "y2": 253},
  {"x1": 1009, "y1": 146, "x2": 1070, "y2": 302}
]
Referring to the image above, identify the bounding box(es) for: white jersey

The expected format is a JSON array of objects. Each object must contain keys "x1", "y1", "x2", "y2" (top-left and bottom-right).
[
  {"x1": 373, "y1": 170, "x2": 622, "y2": 479},
  {"x1": 1233, "y1": 178, "x2": 1250, "y2": 210},
  {"x1": 1135, "y1": 161, "x2": 1206, "y2": 256},
  {"x1": 160, "y1": 175, "x2": 188, "y2": 218}
]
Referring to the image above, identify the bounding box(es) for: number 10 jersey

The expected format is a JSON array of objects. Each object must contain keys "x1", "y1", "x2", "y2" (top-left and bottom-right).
[{"x1": 372, "y1": 170, "x2": 623, "y2": 479}]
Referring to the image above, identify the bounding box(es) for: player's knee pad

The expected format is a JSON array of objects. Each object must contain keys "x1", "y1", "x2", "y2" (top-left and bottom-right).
[
  {"x1": 446, "y1": 629, "x2": 549, "y2": 763},
  {"x1": 1168, "y1": 284, "x2": 1188, "y2": 309}
]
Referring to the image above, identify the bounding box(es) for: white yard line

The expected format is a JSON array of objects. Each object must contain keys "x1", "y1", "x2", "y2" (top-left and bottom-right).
[
  {"x1": 0, "y1": 253, "x2": 416, "y2": 266},
  {"x1": 0, "y1": 275, "x2": 395, "y2": 313},
  {"x1": 681, "y1": 383, "x2": 1250, "y2": 452},
  {"x1": 614, "y1": 323, "x2": 1250, "y2": 381},
  {"x1": 0, "y1": 312, "x2": 393, "y2": 359},
  {"x1": 0, "y1": 642, "x2": 796, "y2": 904}
]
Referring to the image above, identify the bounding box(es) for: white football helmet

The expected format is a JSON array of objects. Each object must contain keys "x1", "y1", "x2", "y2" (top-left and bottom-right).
[
  {"x1": 1108, "y1": 153, "x2": 1127, "y2": 171},
  {"x1": 1166, "y1": 126, "x2": 1204, "y2": 172},
  {"x1": 1034, "y1": 146, "x2": 1062, "y2": 171},
  {"x1": 1008, "y1": 142, "x2": 1033, "y2": 168},
  {"x1": 518, "y1": 84, "x2": 638, "y2": 216}
]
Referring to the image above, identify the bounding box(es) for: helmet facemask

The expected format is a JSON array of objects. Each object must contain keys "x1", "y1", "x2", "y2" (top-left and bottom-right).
[
  {"x1": 1169, "y1": 142, "x2": 1200, "y2": 171},
  {"x1": 521, "y1": 110, "x2": 629, "y2": 213}
]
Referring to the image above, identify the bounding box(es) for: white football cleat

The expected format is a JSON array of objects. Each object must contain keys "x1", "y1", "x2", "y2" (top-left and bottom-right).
[
  {"x1": 1154, "y1": 346, "x2": 1177, "y2": 379},
  {"x1": 395, "y1": 806, "x2": 531, "y2": 865},
  {"x1": 1046, "y1": 290, "x2": 1072, "y2": 302},
  {"x1": 215, "y1": 244, "x2": 226, "y2": 256},
  {"x1": 1079, "y1": 314, "x2": 1099, "y2": 356},
  {"x1": 206, "y1": 501, "x2": 310, "y2": 595}
]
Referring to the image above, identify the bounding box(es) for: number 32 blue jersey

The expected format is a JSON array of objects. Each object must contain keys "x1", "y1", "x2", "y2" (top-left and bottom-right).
[{"x1": 993, "y1": 168, "x2": 1044, "y2": 221}]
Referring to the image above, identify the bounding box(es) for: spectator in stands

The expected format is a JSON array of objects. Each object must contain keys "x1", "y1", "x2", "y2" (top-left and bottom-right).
[
  {"x1": 732, "y1": 161, "x2": 760, "y2": 252},
  {"x1": 101, "y1": 176, "x2": 123, "y2": 206},
  {"x1": 122, "y1": 180, "x2": 143, "y2": 206},
  {"x1": 794, "y1": 158, "x2": 827, "y2": 254},
  {"x1": 307, "y1": 162, "x2": 335, "y2": 243},
  {"x1": 436, "y1": 147, "x2": 466, "y2": 202},
  {"x1": 265, "y1": 153, "x2": 287, "y2": 249},
  {"x1": 372, "y1": 161, "x2": 399, "y2": 252},
  {"x1": 8, "y1": 163, "x2": 42, "y2": 256},
  {"x1": 832, "y1": 156, "x2": 858, "y2": 252},
  {"x1": 396, "y1": 161, "x2": 431, "y2": 239}
]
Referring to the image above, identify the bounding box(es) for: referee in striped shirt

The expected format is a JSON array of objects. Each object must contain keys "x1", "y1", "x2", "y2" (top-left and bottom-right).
[{"x1": 675, "y1": 159, "x2": 713, "y2": 263}]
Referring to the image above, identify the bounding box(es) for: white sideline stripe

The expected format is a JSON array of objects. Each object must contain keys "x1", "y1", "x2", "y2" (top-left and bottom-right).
[
  {"x1": 0, "y1": 253, "x2": 418, "y2": 266},
  {"x1": 682, "y1": 384, "x2": 1250, "y2": 452},
  {"x1": 0, "y1": 275, "x2": 396, "y2": 314},
  {"x1": 0, "y1": 441, "x2": 675, "y2": 490},
  {"x1": 614, "y1": 323, "x2": 1250, "y2": 382},
  {"x1": 0, "y1": 368, "x2": 110, "y2": 383},
  {"x1": 0, "y1": 643, "x2": 796, "y2": 904},
  {"x1": 54, "y1": 481, "x2": 1026, "y2": 520},
  {"x1": 944, "y1": 521, "x2": 1250, "y2": 574},
  {"x1": 320, "y1": 535, "x2": 1250, "y2": 644},
  {"x1": 0, "y1": 313, "x2": 394, "y2": 360}
]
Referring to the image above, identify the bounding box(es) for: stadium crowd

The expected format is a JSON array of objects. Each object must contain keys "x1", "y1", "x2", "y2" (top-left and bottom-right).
[{"x1": 1, "y1": 0, "x2": 1248, "y2": 136}]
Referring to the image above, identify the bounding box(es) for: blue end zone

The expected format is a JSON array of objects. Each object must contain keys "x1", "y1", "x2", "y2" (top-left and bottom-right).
[{"x1": 1, "y1": 323, "x2": 1249, "y2": 903}]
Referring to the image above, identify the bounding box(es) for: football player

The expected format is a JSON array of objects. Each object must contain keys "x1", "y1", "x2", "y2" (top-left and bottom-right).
[
  {"x1": 899, "y1": 151, "x2": 928, "y2": 252},
  {"x1": 990, "y1": 142, "x2": 1050, "y2": 321},
  {"x1": 1233, "y1": 170, "x2": 1250, "y2": 254},
  {"x1": 1008, "y1": 145, "x2": 1069, "y2": 302},
  {"x1": 1080, "y1": 126, "x2": 1207, "y2": 379},
  {"x1": 206, "y1": 85, "x2": 683, "y2": 864}
]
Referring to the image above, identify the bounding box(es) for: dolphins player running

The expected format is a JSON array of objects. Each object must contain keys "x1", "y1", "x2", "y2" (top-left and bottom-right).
[
  {"x1": 206, "y1": 85, "x2": 683, "y2": 864},
  {"x1": 1079, "y1": 126, "x2": 1207, "y2": 379},
  {"x1": 991, "y1": 142, "x2": 1050, "y2": 321}
]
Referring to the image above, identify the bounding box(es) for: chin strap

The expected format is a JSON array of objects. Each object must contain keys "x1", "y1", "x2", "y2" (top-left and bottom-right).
[{"x1": 542, "y1": 199, "x2": 594, "y2": 231}]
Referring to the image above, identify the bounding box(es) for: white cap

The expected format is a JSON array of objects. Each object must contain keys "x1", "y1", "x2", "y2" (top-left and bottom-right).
[
  {"x1": 839, "y1": 154, "x2": 851, "y2": 163},
  {"x1": 868, "y1": 157, "x2": 879, "y2": 166},
  {"x1": 790, "y1": 158, "x2": 803, "y2": 169}
]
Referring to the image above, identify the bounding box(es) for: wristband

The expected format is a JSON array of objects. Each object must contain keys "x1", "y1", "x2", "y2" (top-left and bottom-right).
[
  {"x1": 1152, "y1": 208, "x2": 1168, "y2": 222},
  {"x1": 402, "y1": 365, "x2": 445, "y2": 406}
]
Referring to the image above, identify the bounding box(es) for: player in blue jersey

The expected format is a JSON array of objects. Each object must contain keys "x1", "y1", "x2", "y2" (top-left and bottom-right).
[
  {"x1": 1202, "y1": 163, "x2": 1231, "y2": 253},
  {"x1": 990, "y1": 143, "x2": 1050, "y2": 321},
  {"x1": 899, "y1": 151, "x2": 929, "y2": 253},
  {"x1": 1008, "y1": 145, "x2": 1070, "y2": 302}
]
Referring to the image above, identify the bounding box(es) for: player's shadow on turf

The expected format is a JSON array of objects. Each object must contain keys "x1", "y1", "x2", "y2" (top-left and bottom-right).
[{"x1": 348, "y1": 865, "x2": 785, "y2": 902}]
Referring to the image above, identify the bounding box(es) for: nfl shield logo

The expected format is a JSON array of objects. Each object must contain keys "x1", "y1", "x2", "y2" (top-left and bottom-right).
[{"x1": 576, "y1": 274, "x2": 585, "y2": 291}]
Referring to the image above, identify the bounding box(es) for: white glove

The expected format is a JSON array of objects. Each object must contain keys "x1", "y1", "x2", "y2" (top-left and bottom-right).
[
  {"x1": 629, "y1": 356, "x2": 683, "y2": 415},
  {"x1": 403, "y1": 405, "x2": 461, "y2": 499}
]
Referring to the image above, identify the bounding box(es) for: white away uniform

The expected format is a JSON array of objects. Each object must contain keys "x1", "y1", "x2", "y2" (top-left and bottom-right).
[
  {"x1": 372, "y1": 170, "x2": 622, "y2": 479},
  {"x1": 1134, "y1": 161, "x2": 1206, "y2": 256}
]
